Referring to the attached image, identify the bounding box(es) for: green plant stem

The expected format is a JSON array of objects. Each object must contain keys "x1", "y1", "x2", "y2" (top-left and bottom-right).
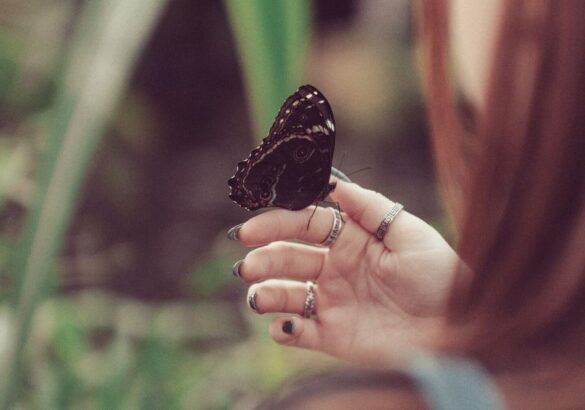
[{"x1": 224, "y1": 0, "x2": 311, "y2": 139}]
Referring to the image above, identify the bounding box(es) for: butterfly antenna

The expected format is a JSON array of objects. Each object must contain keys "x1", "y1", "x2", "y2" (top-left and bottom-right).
[{"x1": 306, "y1": 205, "x2": 319, "y2": 230}]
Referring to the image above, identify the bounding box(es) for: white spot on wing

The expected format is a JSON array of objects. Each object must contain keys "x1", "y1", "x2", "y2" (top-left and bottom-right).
[
  {"x1": 326, "y1": 119, "x2": 335, "y2": 131},
  {"x1": 267, "y1": 163, "x2": 286, "y2": 206}
]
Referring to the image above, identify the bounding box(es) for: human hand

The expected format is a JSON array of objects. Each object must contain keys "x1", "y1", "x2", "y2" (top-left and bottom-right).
[{"x1": 230, "y1": 180, "x2": 460, "y2": 367}]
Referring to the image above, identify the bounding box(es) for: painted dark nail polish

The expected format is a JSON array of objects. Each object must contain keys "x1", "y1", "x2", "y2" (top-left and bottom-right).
[
  {"x1": 282, "y1": 320, "x2": 294, "y2": 335},
  {"x1": 227, "y1": 224, "x2": 243, "y2": 241},
  {"x1": 247, "y1": 291, "x2": 258, "y2": 312},
  {"x1": 232, "y1": 260, "x2": 244, "y2": 278}
]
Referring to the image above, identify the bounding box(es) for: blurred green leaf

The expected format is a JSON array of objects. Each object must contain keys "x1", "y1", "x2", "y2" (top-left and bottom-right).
[
  {"x1": 191, "y1": 255, "x2": 235, "y2": 297},
  {"x1": 52, "y1": 300, "x2": 89, "y2": 369},
  {"x1": 224, "y1": 0, "x2": 311, "y2": 139},
  {"x1": 136, "y1": 332, "x2": 183, "y2": 410},
  {"x1": 0, "y1": 0, "x2": 169, "y2": 407},
  {"x1": 41, "y1": 363, "x2": 79, "y2": 410},
  {"x1": 35, "y1": 300, "x2": 89, "y2": 409},
  {"x1": 0, "y1": 237, "x2": 15, "y2": 302},
  {"x1": 0, "y1": 140, "x2": 31, "y2": 211},
  {"x1": 96, "y1": 336, "x2": 134, "y2": 410},
  {"x1": 0, "y1": 30, "x2": 20, "y2": 105}
]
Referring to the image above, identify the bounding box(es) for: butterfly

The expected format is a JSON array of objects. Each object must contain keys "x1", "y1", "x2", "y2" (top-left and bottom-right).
[{"x1": 228, "y1": 84, "x2": 336, "y2": 211}]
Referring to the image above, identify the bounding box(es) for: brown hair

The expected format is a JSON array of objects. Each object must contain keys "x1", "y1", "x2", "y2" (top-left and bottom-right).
[{"x1": 419, "y1": 0, "x2": 585, "y2": 407}]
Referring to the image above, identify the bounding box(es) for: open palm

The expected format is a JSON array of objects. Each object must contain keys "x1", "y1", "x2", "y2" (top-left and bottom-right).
[{"x1": 235, "y1": 180, "x2": 459, "y2": 367}]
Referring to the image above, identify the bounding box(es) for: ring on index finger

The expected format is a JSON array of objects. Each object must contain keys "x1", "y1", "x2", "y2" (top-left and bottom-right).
[{"x1": 321, "y1": 207, "x2": 344, "y2": 247}]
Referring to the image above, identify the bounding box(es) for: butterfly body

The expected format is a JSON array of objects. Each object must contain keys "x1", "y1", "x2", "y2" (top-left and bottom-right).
[{"x1": 228, "y1": 85, "x2": 336, "y2": 211}]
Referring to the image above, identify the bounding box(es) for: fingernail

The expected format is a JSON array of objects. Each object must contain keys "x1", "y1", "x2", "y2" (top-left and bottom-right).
[
  {"x1": 247, "y1": 291, "x2": 258, "y2": 313},
  {"x1": 282, "y1": 320, "x2": 294, "y2": 335},
  {"x1": 232, "y1": 260, "x2": 244, "y2": 279},
  {"x1": 227, "y1": 224, "x2": 243, "y2": 241}
]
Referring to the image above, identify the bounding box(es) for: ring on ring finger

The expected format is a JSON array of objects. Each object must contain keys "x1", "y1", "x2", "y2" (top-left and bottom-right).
[{"x1": 303, "y1": 281, "x2": 316, "y2": 318}]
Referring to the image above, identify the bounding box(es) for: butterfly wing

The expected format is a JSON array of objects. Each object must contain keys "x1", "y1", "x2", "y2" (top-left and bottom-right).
[
  {"x1": 228, "y1": 85, "x2": 336, "y2": 210},
  {"x1": 268, "y1": 85, "x2": 335, "y2": 151}
]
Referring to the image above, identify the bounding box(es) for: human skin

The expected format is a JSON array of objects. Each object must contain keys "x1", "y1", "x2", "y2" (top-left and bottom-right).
[
  {"x1": 235, "y1": 181, "x2": 458, "y2": 367},
  {"x1": 233, "y1": 1, "x2": 503, "y2": 367}
]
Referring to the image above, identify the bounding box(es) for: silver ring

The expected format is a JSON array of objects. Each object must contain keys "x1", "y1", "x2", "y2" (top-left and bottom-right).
[
  {"x1": 321, "y1": 207, "x2": 343, "y2": 247},
  {"x1": 375, "y1": 202, "x2": 404, "y2": 240},
  {"x1": 247, "y1": 289, "x2": 258, "y2": 313},
  {"x1": 303, "y1": 281, "x2": 316, "y2": 318}
]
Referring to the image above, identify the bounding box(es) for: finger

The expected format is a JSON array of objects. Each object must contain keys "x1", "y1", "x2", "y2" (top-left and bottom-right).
[
  {"x1": 238, "y1": 206, "x2": 339, "y2": 246},
  {"x1": 247, "y1": 279, "x2": 314, "y2": 315},
  {"x1": 269, "y1": 316, "x2": 321, "y2": 351},
  {"x1": 238, "y1": 242, "x2": 326, "y2": 283},
  {"x1": 329, "y1": 180, "x2": 431, "y2": 252}
]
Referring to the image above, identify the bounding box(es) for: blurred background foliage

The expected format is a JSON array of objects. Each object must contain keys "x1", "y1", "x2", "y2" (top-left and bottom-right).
[{"x1": 0, "y1": 0, "x2": 441, "y2": 408}]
